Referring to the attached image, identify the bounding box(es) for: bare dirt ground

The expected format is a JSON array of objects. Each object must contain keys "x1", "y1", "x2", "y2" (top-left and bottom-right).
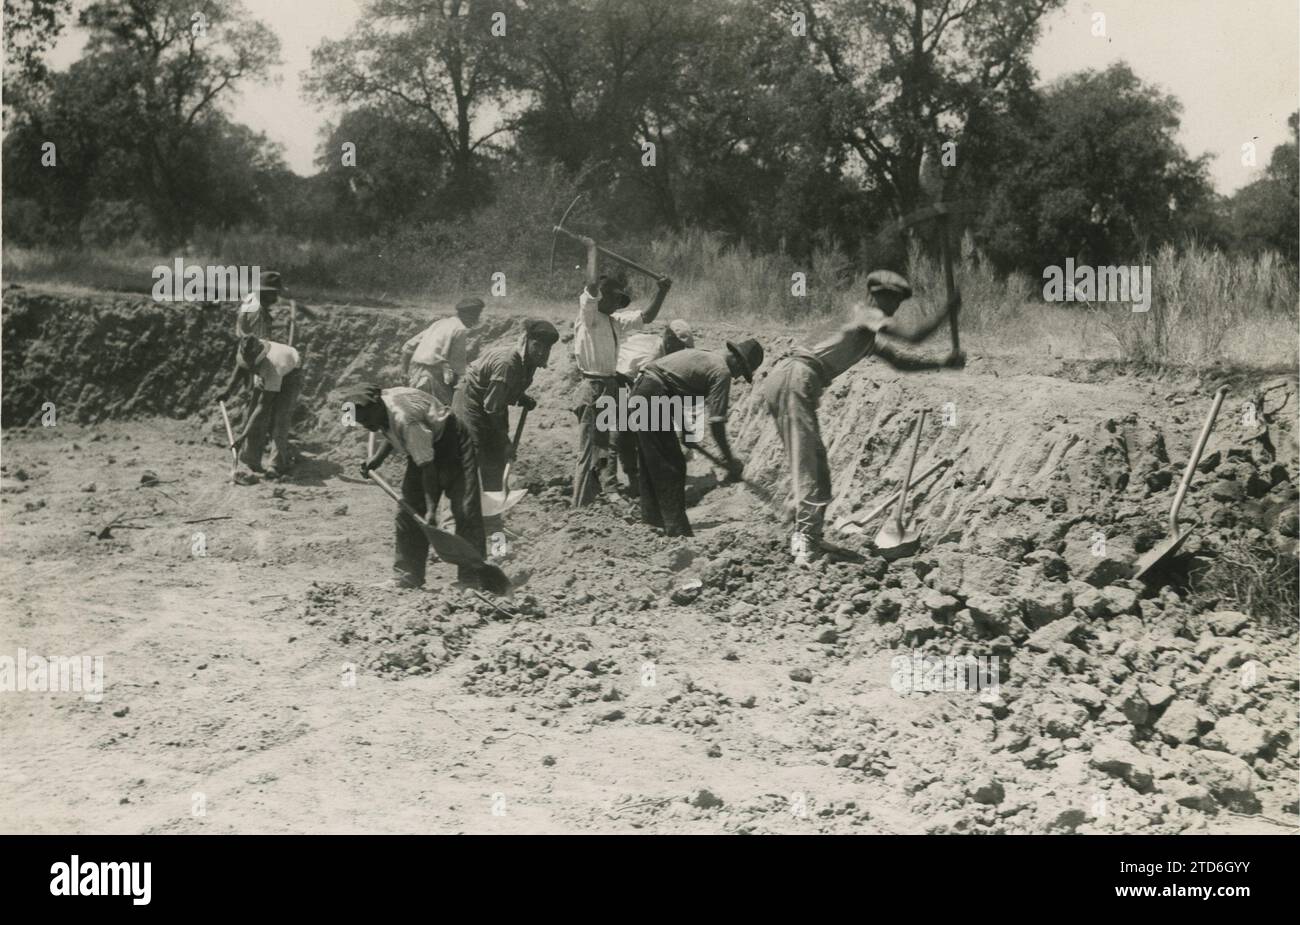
[{"x1": 2, "y1": 286, "x2": 1297, "y2": 834}]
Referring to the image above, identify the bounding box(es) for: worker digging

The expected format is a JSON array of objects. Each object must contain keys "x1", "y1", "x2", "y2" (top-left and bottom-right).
[
  {"x1": 762, "y1": 270, "x2": 965, "y2": 563},
  {"x1": 568, "y1": 231, "x2": 673, "y2": 508},
  {"x1": 454, "y1": 318, "x2": 559, "y2": 538},
  {"x1": 349, "y1": 384, "x2": 496, "y2": 591},
  {"x1": 401, "y1": 296, "x2": 485, "y2": 406},
  {"x1": 217, "y1": 333, "x2": 305, "y2": 483}
]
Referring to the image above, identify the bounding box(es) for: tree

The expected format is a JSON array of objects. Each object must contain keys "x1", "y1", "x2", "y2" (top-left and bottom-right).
[
  {"x1": 75, "y1": 0, "x2": 281, "y2": 241},
  {"x1": 2, "y1": 0, "x2": 74, "y2": 84},
  {"x1": 314, "y1": 107, "x2": 448, "y2": 236},
  {"x1": 306, "y1": 0, "x2": 517, "y2": 213},
  {"x1": 785, "y1": 0, "x2": 1066, "y2": 219},
  {"x1": 1226, "y1": 112, "x2": 1298, "y2": 261},
  {"x1": 4, "y1": 0, "x2": 282, "y2": 244},
  {"x1": 976, "y1": 62, "x2": 1215, "y2": 272}
]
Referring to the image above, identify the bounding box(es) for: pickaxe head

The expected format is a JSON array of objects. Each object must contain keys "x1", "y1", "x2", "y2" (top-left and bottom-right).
[
  {"x1": 881, "y1": 198, "x2": 980, "y2": 237},
  {"x1": 549, "y1": 194, "x2": 583, "y2": 276}
]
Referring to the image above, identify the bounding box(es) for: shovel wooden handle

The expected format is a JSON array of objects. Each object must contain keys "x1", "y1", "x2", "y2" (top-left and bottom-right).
[
  {"x1": 841, "y1": 454, "x2": 957, "y2": 529},
  {"x1": 499, "y1": 408, "x2": 528, "y2": 495},
  {"x1": 218, "y1": 401, "x2": 239, "y2": 468},
  {"x1": 893, "y1": 410, "x2": 927, "y2": 530},
  {"x1": 1167, "y1": 386, "x2": 1228, "y2": 534}
]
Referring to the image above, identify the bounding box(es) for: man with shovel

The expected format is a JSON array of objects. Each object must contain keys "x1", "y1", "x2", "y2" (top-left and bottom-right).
[
  {"x1": 613, "y1": 319, "x2": 695, "y2": 497},
  {"x1": 217, "y1": 334, "x2": 304, "y2": 480},
  {"x1": 634, "y1": 339, "x2": 764, "y2": 537},
  {"x1": 349, "y1": 384, "x2": 488, "y2": 590},
  {"x1": 455, "y1": 319, "x2": 559, "y2": 534},
  {"x1": 401, "y1": 297, "x2": 485, "y2": 406},
  {"x1": 762, "y1": 270, "x2": 964, "y2": 560},
  {"x1": 571, "y1": 234, "x2": 672, "y2": 507}
]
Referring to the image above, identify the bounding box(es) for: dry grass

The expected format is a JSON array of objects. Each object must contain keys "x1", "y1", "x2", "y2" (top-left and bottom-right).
[
  {"x1": 1189, "y1": 536, "x2": 1300, "y2": 629},
  {"x1": 1093, "y1": 244, "x2": 1298, "y2": 369}
]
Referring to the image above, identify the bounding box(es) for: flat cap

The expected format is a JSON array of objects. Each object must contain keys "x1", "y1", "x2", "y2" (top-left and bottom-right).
[
  {"x1": 455, "y1": 297, "x2": 485, "y2": 315},
  {"x1": 667, "y1": 319, "x2": 694, "y2": 347},
  {"x1": 523, "y1": 318, "x2": 560, "y2": 344},
  {"x1": 866, "y1": 270, "x2": 912, "y2": 298}
]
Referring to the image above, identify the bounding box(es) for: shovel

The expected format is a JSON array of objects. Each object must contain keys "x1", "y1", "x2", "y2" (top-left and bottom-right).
[
  {"x1": 482, "y1": 409, "x2": 529, "y2": 518},
  {"x1": 1133, "y1": 386, "x2": 1228, "y2": 581},
  {"x1": 874, "y1": 409, "x2": 927, "y2": 560},
  {"x1": 833, "y1": 451, "x2": 962, "y2": 534},
  {"x1": 218, "y1": 400, "x2": 240, "y2": 474},
  {"x1": 366, "y1": 468, "x2": 510, "y2": 595}
]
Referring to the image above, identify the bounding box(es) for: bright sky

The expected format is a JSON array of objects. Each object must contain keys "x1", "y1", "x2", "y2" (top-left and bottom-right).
[{"x1": 41, "y1": 0, "x2": 1299, "y2": 192}]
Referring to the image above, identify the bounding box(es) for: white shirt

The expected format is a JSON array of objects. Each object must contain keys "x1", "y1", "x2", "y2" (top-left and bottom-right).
[
  {"x1": 381, "y1": 387, "x2": 451, "y2": 466},
  {"x1": 254, "y1": 342, "x2": 300, "y2": 393},
  {"x1": 617, "y1": 332, "x2": 664, "y2": 379},
  {"x1": 405, "y1": 316, "x2": 469, "y2": 377},
  {"x1": 573, "y1": 288, "x2": 641, "y2": 376}
]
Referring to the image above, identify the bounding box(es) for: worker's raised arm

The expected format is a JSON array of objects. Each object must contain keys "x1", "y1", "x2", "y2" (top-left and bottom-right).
[
  {"x1": 582, "y1": 235, "x2": 599, "y2": 293},
  {"x1": 641, "y1": 276, "x2": 672, "y2": 325},
  {"x1": 879, "y1": 291, "x2": 960, "y2": 344}
]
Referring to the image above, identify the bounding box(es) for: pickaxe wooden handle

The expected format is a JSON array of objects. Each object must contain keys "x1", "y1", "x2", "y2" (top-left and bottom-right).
[
  {"x1": 938, "y1": 217, "x2": 960, "y2": 354},
  {"x1": 552, "y1": 226, "x2": 667, "y2": 282}
]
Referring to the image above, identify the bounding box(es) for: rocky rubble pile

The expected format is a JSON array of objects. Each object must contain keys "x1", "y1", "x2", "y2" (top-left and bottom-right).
[
  {"x1": 298, "y1": 581, "x2": 502, "y2": 678},
  {"x1": 462, "y1": 623, "x2": 629, "y2": 710}
]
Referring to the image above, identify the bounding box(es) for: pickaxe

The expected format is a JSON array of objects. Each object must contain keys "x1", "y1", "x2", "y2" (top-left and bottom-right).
[
  {"x1": 877, "y1": 197, "x2": 978, "y2": 356},
  {"x1": 550, "y1": 194, "x2": 667, "y2": 282}
]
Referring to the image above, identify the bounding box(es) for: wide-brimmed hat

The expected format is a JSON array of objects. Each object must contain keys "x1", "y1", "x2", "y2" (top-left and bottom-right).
[
  {"x1": 725, "y1": 338, "x2": 764, "y2": 382},
  {"x1": 866, "y1": 269, "x2": 911, "y2": 299},
  {"x1": 258, "y1": 270, "x2": 282, "y2": 293}
]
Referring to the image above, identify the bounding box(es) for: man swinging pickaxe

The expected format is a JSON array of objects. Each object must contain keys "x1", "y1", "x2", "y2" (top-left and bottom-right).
[
  {"x1": 875, "y1": 195, "x2": 979, "y2": 361},
  {"x1": 551, "y1": 194, "x2": 677, "y2": 507}
]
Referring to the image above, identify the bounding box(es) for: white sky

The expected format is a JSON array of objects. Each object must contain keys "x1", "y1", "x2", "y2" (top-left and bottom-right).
[{"x1": 39, "y1": 0, "x2": 1300, "y2": 193}]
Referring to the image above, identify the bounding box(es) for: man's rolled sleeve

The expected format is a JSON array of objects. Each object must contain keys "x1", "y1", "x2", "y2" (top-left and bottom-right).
[{"x1": 705, "y1": 373, "x2": 731, "y2": 423}]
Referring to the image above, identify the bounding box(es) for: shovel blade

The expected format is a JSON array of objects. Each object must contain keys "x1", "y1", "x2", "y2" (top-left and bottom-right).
[
  {"x1": 482, "y1": 488, "x2": 528, "y2": 518},
  {"x1": 1132, "y1": 529, "x2": 1193, "y2": 580},
  {"x1": 873, "y1": 521, "x2": 920, "y2": 560}
]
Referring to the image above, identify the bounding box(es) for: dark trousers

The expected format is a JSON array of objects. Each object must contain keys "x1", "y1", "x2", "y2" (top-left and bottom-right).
[
  {"x1": 634, "y1": 375, "x2": 692, "y2": 537},
  {"x1": 394, "y1": 416, "x2": 486, "y2": 587},
  {"x1": 238, "y1": 368, "x2": 302, "y2": 474},
  {"x1": 453, "y1": 391, "x2": 509, "y2": 536},
  {"x1": 572, "y1": 376, "x2": 618, "y2": 507},
  {"x1": 615, "y1": 428, "x2": 640, "y2": 496},
  {"x1": 453, "y1": 391, "x2": 508, "y2": 492}
]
